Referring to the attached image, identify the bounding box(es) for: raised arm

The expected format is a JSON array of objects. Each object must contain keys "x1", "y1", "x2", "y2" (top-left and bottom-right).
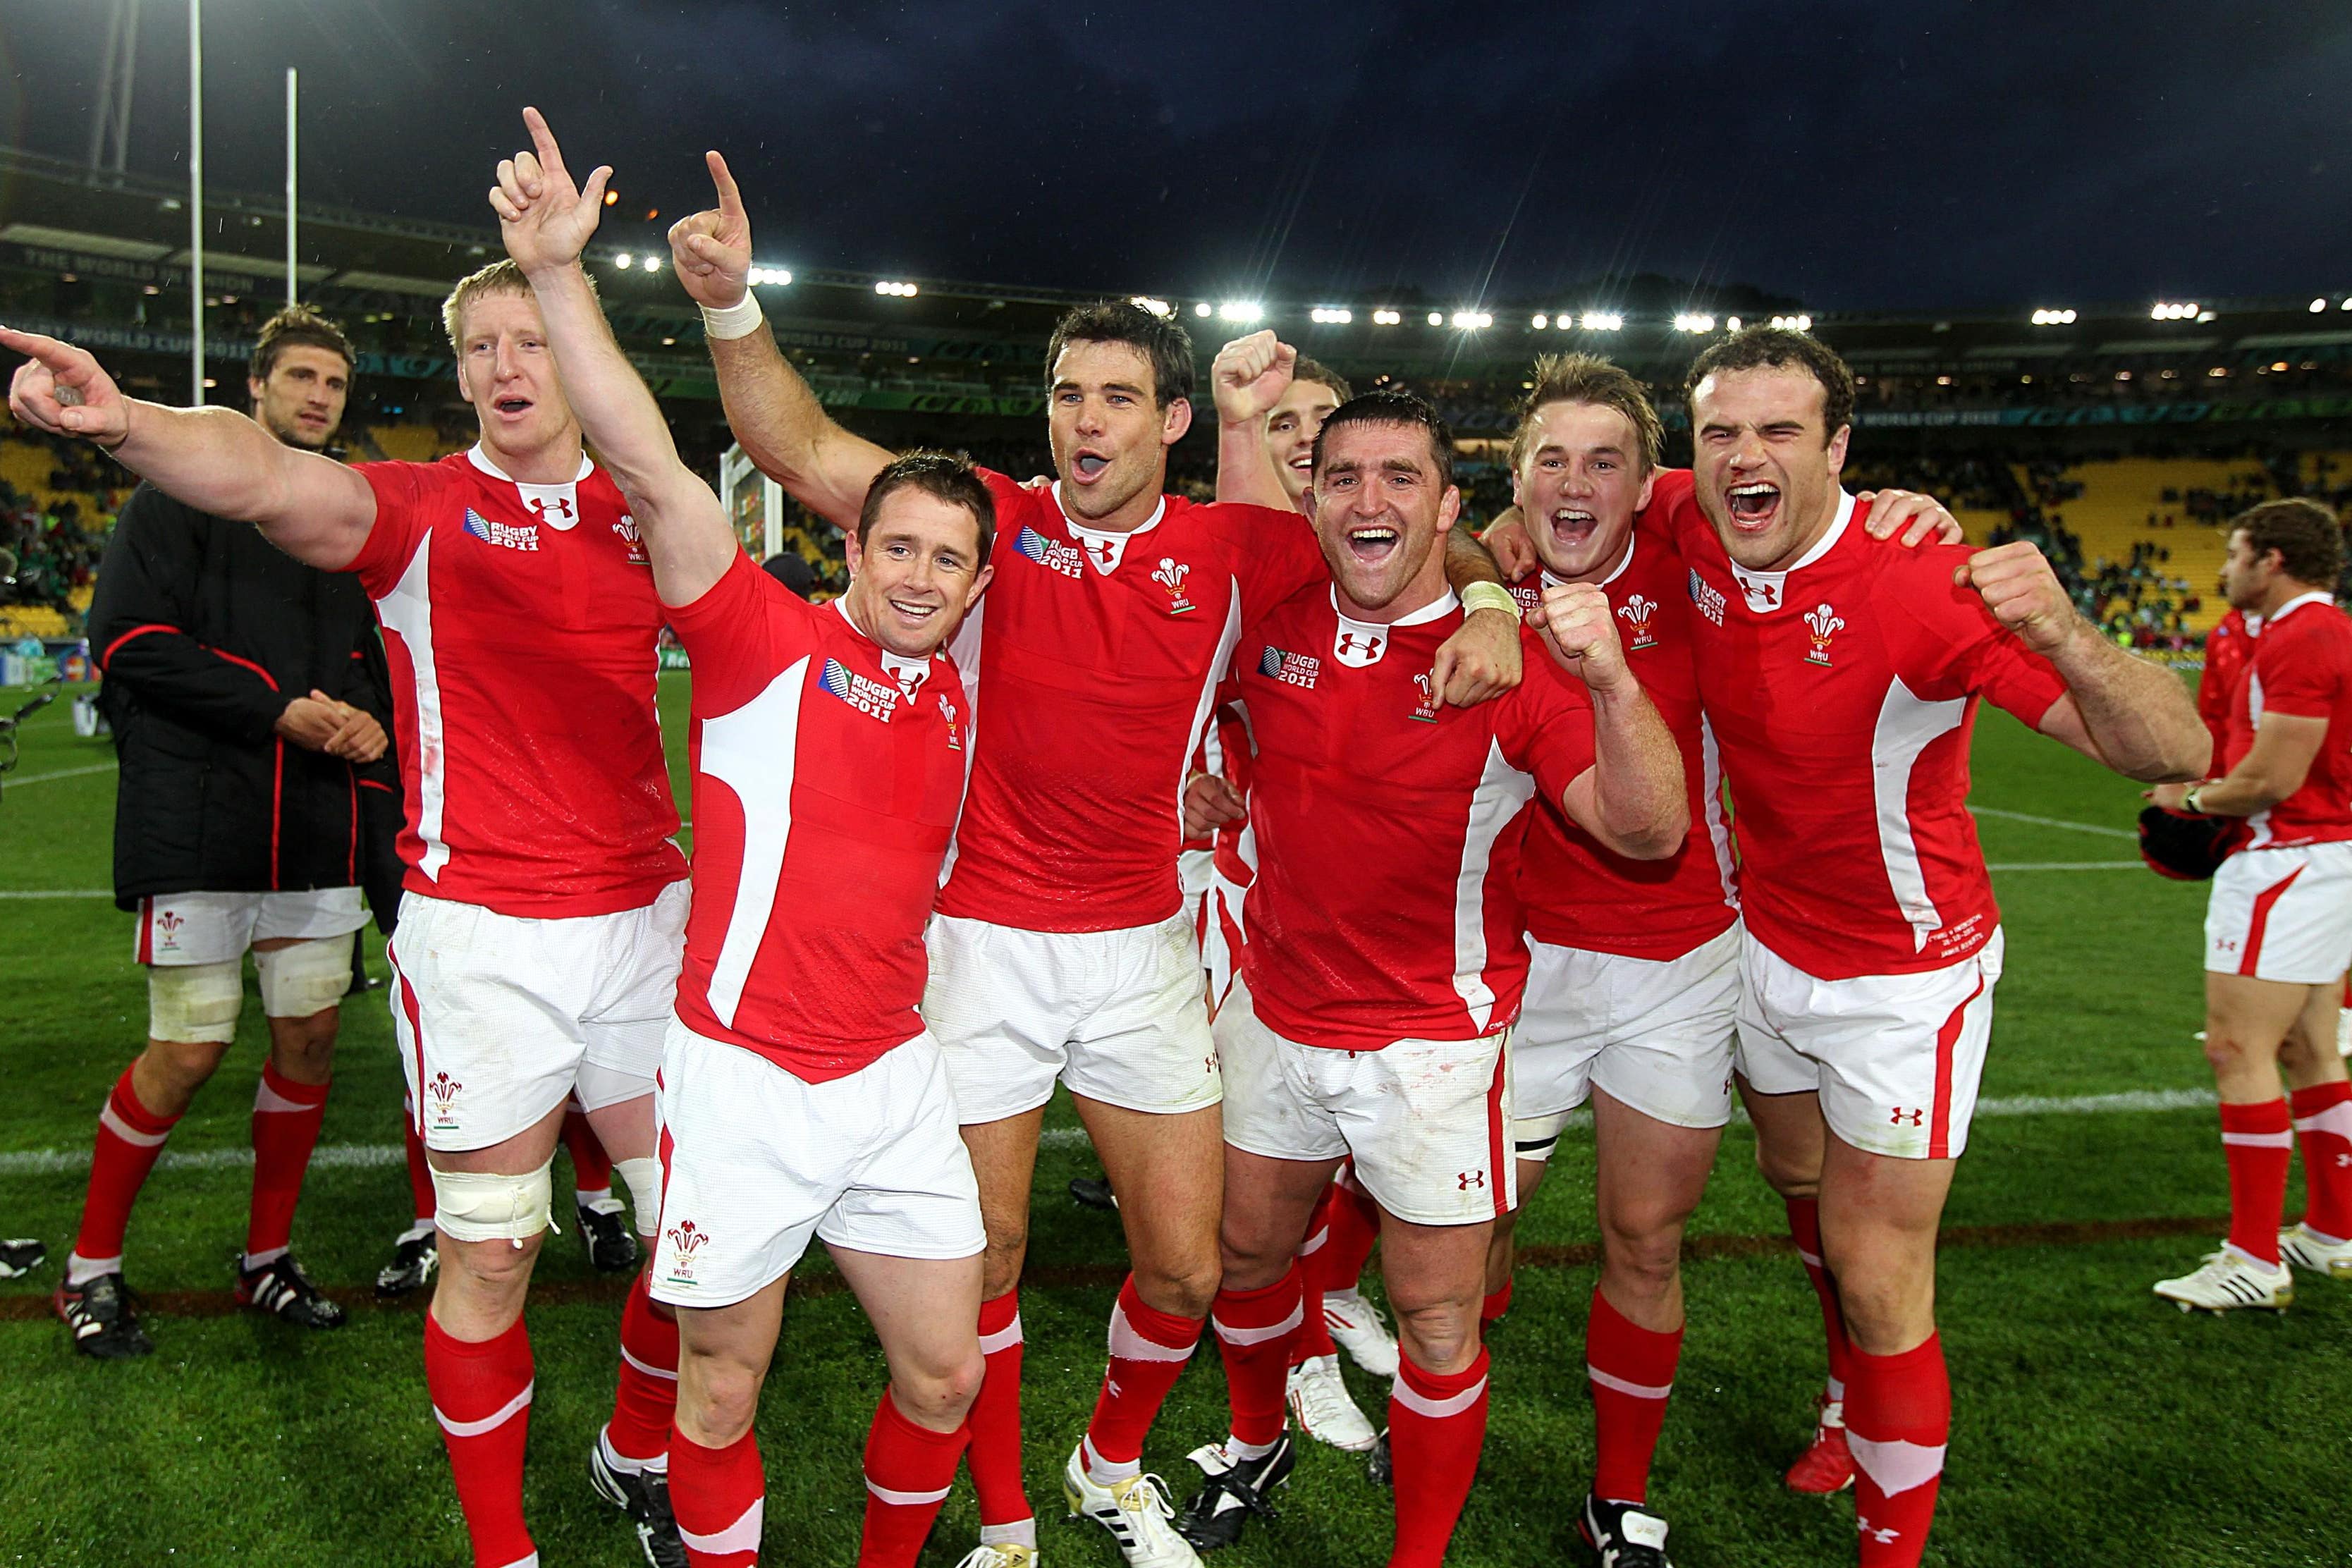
[
  {"x1": 1961, "y1": 541, "x2": 2210, "y2": 783},
  {"x1": 1, "y1": 329, "x2": 376, "y2": 571},
  {"x1": 1211, "y1": 331, "x2": 1297, "y2": 510},
  {"x1": 1533, "y1": 580, "x2": 1686, "y2": 859},
  {"x1": 493, "y1": 108, "x2": 733, "y2": 607},
  {"x1": 667, "y1": 151, "x2": 891, "y2": 529},
  {"x1": 1430, "y1": 526, "x2": 1524, "y2": 706}
]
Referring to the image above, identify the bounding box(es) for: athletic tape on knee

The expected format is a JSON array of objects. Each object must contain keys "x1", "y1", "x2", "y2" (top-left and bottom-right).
[
  {"x1": 1510, "y1": 1110, "x2": 1573, "y2": 1165},
  {"x1": 613, "y1": 1156, "x2": 662, "y2": 1238},
  {"x1": 255, "y1": 933, "x2": 354, "y2": 1019},
  {"x1": 432, "y1": 1160, "x2": 555, "y2": 1244},
  {"x1": 147, "y1": 960, "x2": 245, "y2": 1045}
]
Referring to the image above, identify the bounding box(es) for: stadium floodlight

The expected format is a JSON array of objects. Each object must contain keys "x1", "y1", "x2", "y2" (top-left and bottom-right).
[
  {"x1": 875, "y1": 280, "x2": 919, "y2": 298},
  {"x1": 1450, "y1": 310, "x2": 1492, "y2": 329},
  {"x1": 1427, "y1": 312, "x2": 1445, "y2": 326},
  {"x1": 1768, "y1": 314, "x2": 1813, "y2": 332},
  {"x1": 1725, "y1": 315, "x2": 1741, "y2": 331},
  {"x1": 2150, "y1": 301, "x2": 2200, "y2": 320},
  {"x1": 1218, "y1": 300, "x2": 1263, "y2": 323},
  {"x1": 1194, "y1": 302, "x2": 1213, "y2": 317},
  {"x1": 613, "y1": 254, "x2": 635, "y2": 270},
  {"x1": 1579, "y1": 312, "x2": 1623, "y2": 331},
  {"x1": 640, "y1": 255, "x2": 663, "y2": 275},
  {"x1": 745, "y1": 266, "x2": 792, "y2": 288},
  {"x1": 2342, "y1": 298, "x2": 2352, "y2": 311},
  {"x1": 1130, "y1": 296, "x2": 1173, "y2": 318},
  {"x1": 1371, "y1": 309, "x2": 1402, "y2": 326},
  {"x1": 2313, "y1": 298, "x2": 2330, "y2": 314},
  {"x1": 2030, "y1": 308, "x2": 2076, "y2": 325},
  {"x1": 1310, "y1": 307, "x2": 1353, "y2": 324},
  {"x1": 1672, "y1": 313, "x2": 1715, "y2": 333},
  {"x1": 1531, "y1": 314, "x2": 1549, "y2": 330}
]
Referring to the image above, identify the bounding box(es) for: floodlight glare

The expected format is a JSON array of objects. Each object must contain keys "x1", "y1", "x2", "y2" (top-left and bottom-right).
[
  {"x1": 1218, "y1": 301, "x2": 1263, "y2": 323},
  {"x1": 613, "y1": 254, "x2": 634, "y2": 270},
  {"x1": 1372, "y1": 309, "x2": 1402, "y2": 326}
]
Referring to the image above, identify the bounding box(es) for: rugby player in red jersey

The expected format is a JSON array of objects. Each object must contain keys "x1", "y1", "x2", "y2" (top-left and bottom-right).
[
  {"x1": 2146, "y1": 499, "x2": 2352, "y2": 1306},
  {"x1": 490, "y1": 110, "x2": 1000, "y2": 1568},
  {"x1": 1656, "y1": 327, "x2": 2206, "y2": 1567},
  {"x1": 6, "y1": 132, "x2": 699, "y2": 1568},
  {"x1": 1175, "y1": 390, "x2": 1687, "y2": 1564},
  {"x1": 668, "y1": 163, "x2": 1524, "y2": 1568}
]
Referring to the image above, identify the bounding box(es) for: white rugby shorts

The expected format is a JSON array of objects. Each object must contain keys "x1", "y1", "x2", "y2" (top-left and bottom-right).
[
  {"x1": 1734, "y1": 926, "x2": 2004, "y2": 1161},
  {"x1": 134, "y1": 887, "x2": 365, "y2": 967},
  {"x1": 924, "y1": 912, "x2": 1219, "y2": 1123},
  {"x1": 388, "y1": 881, "x2": 688, "y2": 1151},
  {"x1": 1217, "y1": 976, "x2": 1513, "y2": 1227},
  {"x1": 1512, "y1": 924, "x2": 1741, "y2": 1152},
  {"x1": 2205, "y1": 843, "x2": 2352, "y2": 984},
  {"x1": 650, "y1": 1021, "x2": 984, "y2": 1309}
]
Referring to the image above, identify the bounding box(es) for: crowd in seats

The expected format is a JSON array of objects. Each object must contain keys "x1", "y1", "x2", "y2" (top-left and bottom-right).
[{"x1": 1, "y1": 430, "x2": 122, "y2": 620}]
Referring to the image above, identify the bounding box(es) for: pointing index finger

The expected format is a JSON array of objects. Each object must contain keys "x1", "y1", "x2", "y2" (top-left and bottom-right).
[
  {"x1": 707, "y1": 151, "x2": 745, "y2": 221},
  {"x1": 522, "y1": 106, "x2": 565, "y2": 179}
]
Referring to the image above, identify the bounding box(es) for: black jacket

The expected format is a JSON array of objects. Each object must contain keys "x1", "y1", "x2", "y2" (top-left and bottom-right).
[{"x1": 87, "y1": 482, "x2": 400, "y2": 913}]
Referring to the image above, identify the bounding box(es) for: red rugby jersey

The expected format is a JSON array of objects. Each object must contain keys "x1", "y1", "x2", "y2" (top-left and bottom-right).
[
  {"x1": 1507, "y1": 526, "x2": 1737, "y2": 961},
  {"x1": 1659, "y1": 472, "x2": 2068, "y2": 979},
  {"x1": 2200, "y1": 608, "x2": 2251, "y2": 759},
  {"x1": 936, "y1": 472, "x2": 1323, "y2": 932},
  {"x1": 351, "y1": 448, "x2": 685, "y2": 917},
  {"x1": 1235, "y1": 586, "x2": 1597, "y2": 1050},
  {"x1": 669, "y1": 553, "x2": 969, "y2": 1080},
  {"x1": 2222, "y1": 592, "x2": 2352, "y2": 850}
]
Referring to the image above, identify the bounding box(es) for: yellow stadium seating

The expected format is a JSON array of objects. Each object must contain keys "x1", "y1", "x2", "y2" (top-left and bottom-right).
[{"x1": 0, "y1": 605, "x2": 71, "y2": 639}]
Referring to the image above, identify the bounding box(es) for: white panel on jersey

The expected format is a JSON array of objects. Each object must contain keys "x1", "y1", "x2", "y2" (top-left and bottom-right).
[
  {"x1": 376, "y1": 532, "x2": 451, "y2": 881},
  {"x1": 1452, "y1": 738, "x2": 1538, "y2": 1031},
  {"x1": 937, "y1": 599, "x2": 986, "y2": 888},
  {"x1": 1698, "y1": 716, "x2": 1738, "y2": 908},
  {"x1": 1872, "y1": 675, "x2": 1968, "y2": 950},
  {"x1": 1055, "y1": 484, "x2": 1163, "y2": 575},
  {"x1": 2246, "y1": 670, "x2": 2272, "y2": 845},
  {"x1": 1727, "y1": 491, "x2": 1854, "y2": 615},
  {"x1": 468, "y1": 443, "x2": 592, "y2": 531},
  {"x1": 1331, "y1": 612, "x2": 1392, "y2": 668},
  {"x1": 700, "y1": 658, "x2": 812, "y2": 1027},
  {"x1": 1180, "y1": 589, "x2": 1247, "y2": 821}
]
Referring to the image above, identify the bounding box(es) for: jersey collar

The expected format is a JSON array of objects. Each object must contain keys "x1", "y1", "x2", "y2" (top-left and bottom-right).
[
  {"x1": 1540, "y1": 530, "x2": 1639, "y2": 594},
  {"x1": 467, "y1": 443, "x2": 595, "y2": 532},
  {"x1": 2260, "y1": 590, "x2": 2334, "y2": 631},
  {"x1": 1727, "y1": 490, "x2": 1854, "y2": 614},
  {"x1": 1328, "y1": 587, "x2": 1457, "y2": 668},
  {"x1": 1051, "y1": 482, "x2": 1165, "y2": 575},
  {"x1": 831, "y1": 596, "x2": 934, "y2": 693}
]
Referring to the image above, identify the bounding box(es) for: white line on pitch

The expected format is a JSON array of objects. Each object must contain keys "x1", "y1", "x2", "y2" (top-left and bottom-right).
[
  {"x1": 1971, "y1": 804, "x2": 2136, "y2": 839},
  {"x1": 4, "y1": 763, "x2": 115, "y2": 788},
  {"x1": 0, "y1": 1088, "x2": 2224, "y2": 1177},
  {"x1": 0, "y1": 890, "x2": 114, "y2": 899},
  {"x1": 1985, "y1": 861, "x2": 2144, "y2": 871}
]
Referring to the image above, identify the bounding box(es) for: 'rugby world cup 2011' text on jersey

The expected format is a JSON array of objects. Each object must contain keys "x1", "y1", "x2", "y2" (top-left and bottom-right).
[
  {"x1": 669, "y1": 553, "x2": 969, "y2": 1081},
  {"x1": 935, "y1": 472, "x2": 1325, "y2": 933},
  {"x1": 1235, "y1": 586, "x2": 1598, "y2": 1050},
  {"x1": 1508, "y1": 521, "x2": 1737, "y2": 961},
  {"x1": 351, "y1": 447, "x2": 685, "y2": 917},
  {"x1": 1658, "y1": 470, "x2": 2068, "y2": 979}
]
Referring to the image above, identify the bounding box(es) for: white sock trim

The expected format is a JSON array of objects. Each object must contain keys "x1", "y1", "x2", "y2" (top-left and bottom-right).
[
  {"x1": 678, "y1": 1497, "x2": 764, "y2": 1555},
  {"x1": 433, "y1": 1382, "x2": 534, "y2": 1438},
  {"x1": 979, "y1": 1519, "x2": 1038, "y2": 1549},
  {"x1": 1082, "y1": 1435, "x2": 1140, "y2": 1485}
]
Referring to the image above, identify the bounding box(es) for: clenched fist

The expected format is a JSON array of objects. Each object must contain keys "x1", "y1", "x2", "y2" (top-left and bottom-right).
[
  {"x1": 1211, "y1": 331, "x2": 1297, "y2": 426},
  {"x1": 1955, "y1": 541, "x2": 2081, "y2": 656},
  {"x1": 1532, "y1": 580, "x2": 1631, "y2": 692}
]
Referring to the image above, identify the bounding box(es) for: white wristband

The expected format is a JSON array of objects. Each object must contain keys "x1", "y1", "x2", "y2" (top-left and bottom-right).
[
  {"x1": 1460, "y1": 580, "x2": 1518, "y2": 620},
  {"x1": 699, "y1": 293, "x2": 765, "y2": 342}
]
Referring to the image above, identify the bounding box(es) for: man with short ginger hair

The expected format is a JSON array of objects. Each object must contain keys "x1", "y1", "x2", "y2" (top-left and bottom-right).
[
  {"x1": 2148, "y1": 497, "x2": 2352, "y2": 1309},
  {"x1": 6, "y1": 195, "x2": 694, "y2": 1567}
]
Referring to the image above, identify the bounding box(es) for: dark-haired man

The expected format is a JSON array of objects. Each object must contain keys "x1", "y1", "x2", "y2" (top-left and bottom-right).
[
  {"x1": 6, "y1": 122, "x2": 694, "y2": 1560},
  {"x1": 491, "y1": 118, "x2": 1000, "y2": 1568},
  {"x1": 1178, "y1": 390, "x2": 1686, "y2": 1564},
  {"x1": 1661, "y1": 327, "x2": 2206, "y2": 1566},
  {"x1": 59, "y1": 304, "x2": 391, "y2": 1357},
  {"x1": 670, "y1": 160, "x2": 1522, "y2": 1568},
  {"x1": 2148, "y1": 498, "x2": 2352, "y2": 1308}
]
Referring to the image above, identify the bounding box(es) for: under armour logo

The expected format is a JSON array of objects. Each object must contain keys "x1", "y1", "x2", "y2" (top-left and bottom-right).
[
  {"x1": 1088, "y1": 538, "x2": 1117, "y2": 564},
  {"x1": 1457, "y1": 1170, "x2": 1486, "y2": 1191},
  {"x1": 1338, "y1": 632, "x2": 1381, "y2": 659},
  {"x1": 1743, "y1": 579, "x2": 1779, "y2": 607},
  {"x1": 526, "y1": 496, "x2": 575, "y2": 522},
  {"x1": 1890, "y1": 1107, "x2": 1924, "y2": 1127}
]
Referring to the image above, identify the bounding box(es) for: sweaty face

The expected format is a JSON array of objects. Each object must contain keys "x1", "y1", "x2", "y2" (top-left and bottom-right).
[
  {"x1": 1309, "y1": 421, "x2": 1459, "y2": 617},
  {"x1": 843, "y1": 489, "x2": 993, "y2": 660},
  {"x1": 1691, "y1": 365, "x2": 1850, "y2": 572},
  {"x1": 248, "y1": 344, "x2": 350, "y2": 451},
  {"x1": 1512, "y1": 400, "x2": 1655, "y2": 582},
  {"x1": 453, "y1": 291, "x2": 581, "y2": 466},
  {"x1": 1047, "y1": 340, "x2": 1187, "y2": 524},
  {"x1": 1265, "y1": 379, "x2": 1344, "y2": 508}
]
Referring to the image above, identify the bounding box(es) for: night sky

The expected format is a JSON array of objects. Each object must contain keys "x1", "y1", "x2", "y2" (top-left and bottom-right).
[{"x1": 1, "y1": 0, "x2": 2345, "y2": 313}]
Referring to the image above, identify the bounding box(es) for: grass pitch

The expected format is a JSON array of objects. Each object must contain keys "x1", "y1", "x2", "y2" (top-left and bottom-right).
[{"x1": 1, "y1": 673, "x2": 2345, "y2": 1567}]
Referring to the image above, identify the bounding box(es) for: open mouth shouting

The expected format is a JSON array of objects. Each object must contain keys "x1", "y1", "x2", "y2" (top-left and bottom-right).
[
  {"x1": 1347, "y1": 522, "x2": 1402, "y2": 565},
  {"x1": 1548, "y1": 506, "x2": 1598, "y2": 549},
  {"x1": 492, "y1": 393, "x2": 535, "y2": 422},
  {"x1": 1069, "y1": 448, "x2": 1113, "y2": 484},
  {"x1": 1725, "y1": 480, "x2": 1782, "y2": 532}
]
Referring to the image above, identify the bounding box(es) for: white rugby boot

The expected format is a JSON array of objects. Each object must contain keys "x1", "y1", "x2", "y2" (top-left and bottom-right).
[
  {"x1": 1061, "y1": 1444, "x2": 1201, "y2": 1568},
  {"x1": 1321, "y1": 1287, "x2": 1399, "y2": 1378},
  {"x1": 1285, "y1": 1354, "x2": 1379, "y2": 1452},
  {"x1": 2152, "y1": 1247, "x2": 2294, "y2": 1311},
  {"x1": 2279, "y1": 1223, "x2": 2352, "y2": 1278}
]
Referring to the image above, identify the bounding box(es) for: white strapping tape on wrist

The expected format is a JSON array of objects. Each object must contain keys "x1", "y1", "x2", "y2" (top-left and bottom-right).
[{"x1": 699, "y1": 294, "x2": 765, "y2": 341}]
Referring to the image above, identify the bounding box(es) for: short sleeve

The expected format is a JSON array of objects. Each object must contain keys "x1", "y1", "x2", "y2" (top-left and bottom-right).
[
  {"x1": 1232, "y1": 505, "x2": 1328, "y2": 625},
  {"x1": 2253, "y1": 620, "x2": 2342, "y2": 720},
  {"x1": 348, "y1": 461, "x2": 436, "y2": 599},
  {"x1": 1901, "y1": 561, "x2": 2067, "y2": 726},
  {"x1": 664, "y1": 549, "x2": 821, "y2": 716},
  {"x1": 1641, "y1": 468, "x2": 1703, "y2": 553},
  {"x1": 1496, "y1": 633, "x2": 1598, "y2": 802}
]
